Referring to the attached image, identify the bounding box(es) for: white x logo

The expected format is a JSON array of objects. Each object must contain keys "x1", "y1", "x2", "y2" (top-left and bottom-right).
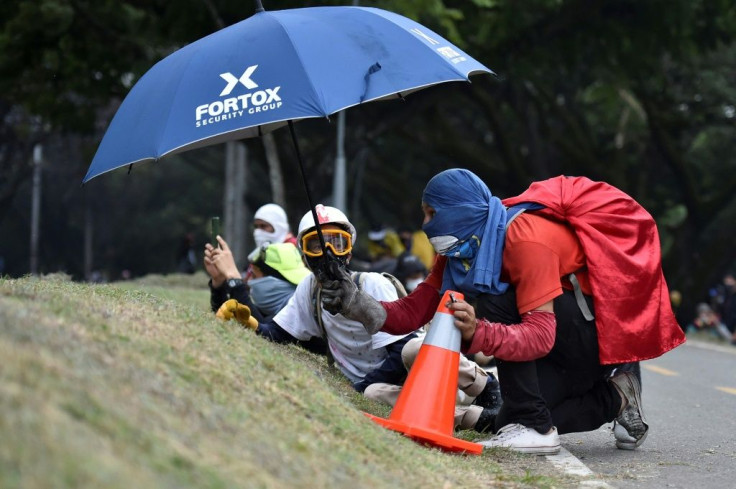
[{"x1": 219, "y1": 65, "x2": 259, "y2": 96}]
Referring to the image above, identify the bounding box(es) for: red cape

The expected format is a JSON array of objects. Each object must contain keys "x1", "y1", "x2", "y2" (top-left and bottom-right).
[{"x1": 503, "y1": 176, "x2": 685, "y2": 364}]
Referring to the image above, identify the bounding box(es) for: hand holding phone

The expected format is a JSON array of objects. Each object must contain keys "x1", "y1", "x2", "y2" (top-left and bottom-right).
[{"x1": 211, "y1": 216, "x2": 221, "y2": 248}]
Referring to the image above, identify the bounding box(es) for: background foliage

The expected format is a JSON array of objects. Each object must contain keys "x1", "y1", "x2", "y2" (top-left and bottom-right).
[{"x1": 1, "y1": 0, "x2": 735, "y2": 322}]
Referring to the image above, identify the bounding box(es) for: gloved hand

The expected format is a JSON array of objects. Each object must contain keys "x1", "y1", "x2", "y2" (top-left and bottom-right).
[
  {"x1": 320, "y1": 267, "x2": 387, "y2": 335},
  {"x1": 318, "y1": 264, "x2": 355, "y2": 315},
  {"x1": 216, "y1": 299, "x2": 258, "y2": 331}
]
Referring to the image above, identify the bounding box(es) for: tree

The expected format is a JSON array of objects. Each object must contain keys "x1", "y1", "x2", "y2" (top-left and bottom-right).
[{"x1": 0, "y1": 0, "x2": 733, "y2": 318}]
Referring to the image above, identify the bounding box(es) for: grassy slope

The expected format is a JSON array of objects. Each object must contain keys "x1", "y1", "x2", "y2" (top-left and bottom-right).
[{"x1": 0, "y1": 274, "x2": 569, "y2": 489}]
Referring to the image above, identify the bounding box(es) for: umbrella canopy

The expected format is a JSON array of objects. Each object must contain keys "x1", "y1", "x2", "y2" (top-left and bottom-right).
[{"x1": 83, "y1": 5, "x2": 493, "y2": 183}]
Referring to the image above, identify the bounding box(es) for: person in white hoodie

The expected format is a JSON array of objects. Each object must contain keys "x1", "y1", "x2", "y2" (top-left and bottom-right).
[{"x1": 252, "y1": 203, "x2": 297, "y2": 247}]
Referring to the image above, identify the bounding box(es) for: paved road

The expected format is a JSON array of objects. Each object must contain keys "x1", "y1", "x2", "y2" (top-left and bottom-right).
[{"x1": 559, "y1": 340, "x2": 736, "y2": 488}]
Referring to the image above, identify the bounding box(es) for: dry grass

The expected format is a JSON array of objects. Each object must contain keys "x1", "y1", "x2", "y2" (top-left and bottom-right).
[{"x1": 0, "y1": 274, "x2": 571, "y2": 489}]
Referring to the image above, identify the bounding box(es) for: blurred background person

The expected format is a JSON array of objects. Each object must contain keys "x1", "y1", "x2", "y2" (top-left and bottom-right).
[
  {"x1": 366, "y1": 226, "x2": 404, "y2": 274},
  {"x1": 710, "y1": 273, "x2": 736, "y2": 341},
  {"x1": 669, "y1": 290, "x2": 686, "y2": 331},
  {"x1": 175, "y1": 232, "x2": 197, "y2": 274},
  {"x1": 392, "y1": 252, "x2": 427, "y2": 293},
  {"x1": 685, "y1": 302, "x2": 732, "y2": 342},
  {"x1": 397, "y1": 225, "x2": 435, "y2": 271}
]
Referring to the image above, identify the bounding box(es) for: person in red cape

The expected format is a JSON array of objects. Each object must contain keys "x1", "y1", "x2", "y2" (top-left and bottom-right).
[
  {"x1": 502, "y1": 175, "x2": 685, "y2": 364},
  {"x1": 321, "y1": 169, "x2": 684, "y2": 455}
]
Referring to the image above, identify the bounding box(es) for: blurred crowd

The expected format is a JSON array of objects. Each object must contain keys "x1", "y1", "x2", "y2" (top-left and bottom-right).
[
  {"x1": 354, "y1": 226, "x2": 435, "y2": 292},
  {"x1": 677, "y1": 272, "x2": 736, "y2": 346}
]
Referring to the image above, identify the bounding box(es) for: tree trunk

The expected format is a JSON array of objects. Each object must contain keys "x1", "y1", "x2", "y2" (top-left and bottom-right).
[
  {"x1": 224, "y1": 141, "x2": 248, "y2": 268},
  {"x1": 262, "y1": 132, "x2": 285, "y2": 208},
  {"x1": 84, "y1": 203, "x2": 93, "y2": 281},
  {"x1": 29, "y1": 145, "x2": 43, "y2": 276}
]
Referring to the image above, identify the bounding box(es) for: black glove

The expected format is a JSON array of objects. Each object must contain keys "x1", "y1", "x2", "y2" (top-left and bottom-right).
[{"x1": 320, "y1": 268, "x2": 387, "y2": 334}]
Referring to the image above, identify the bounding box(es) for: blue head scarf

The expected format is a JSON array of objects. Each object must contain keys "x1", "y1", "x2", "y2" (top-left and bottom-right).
[{"x1": 422, "y1": 168, "x2": 508, "y2": 297}]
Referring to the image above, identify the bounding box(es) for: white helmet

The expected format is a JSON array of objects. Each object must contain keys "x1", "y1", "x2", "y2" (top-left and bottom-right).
[{"x1": 297, "y1": 204, "x2": 357, "y2": 248}]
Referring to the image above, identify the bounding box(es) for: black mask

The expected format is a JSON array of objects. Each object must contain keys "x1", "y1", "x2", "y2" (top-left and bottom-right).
[{"x1": 305, "y1": 249, "x2": 349, "y2": 279}]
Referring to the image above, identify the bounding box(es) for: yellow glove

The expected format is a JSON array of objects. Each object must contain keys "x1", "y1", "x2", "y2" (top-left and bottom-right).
[{"x1": 216, "y1": 299, "x2": 259, "y2": 330}]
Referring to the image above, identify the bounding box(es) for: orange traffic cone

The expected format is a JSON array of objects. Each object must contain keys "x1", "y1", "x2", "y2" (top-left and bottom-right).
[{"x1": 365, "y1": 290, "x2": 483, "y2": 454}]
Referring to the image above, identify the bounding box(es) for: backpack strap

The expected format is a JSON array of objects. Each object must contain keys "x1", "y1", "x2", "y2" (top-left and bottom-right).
[
  {"x1": 506, "y1": 202, "x2": 545, "y2": 229},
  {"x1": 505, "y1": 207, "x2": 527, "y2": 229},
  {"x1": 568, "y1": 272, "x2": 595, "y2": 321},
  {"x1": 380, "y1": 272, "x2": 408, "y2": 298},
  {"x1": 312, "y1": 278, "x2": 336, "y2": 366},
  {"x1": 353, "y1": 272, "x2": 363, "y2": 289},
  {"x1": 354, "y1": 271, "x2": 407, "y2": 298}
]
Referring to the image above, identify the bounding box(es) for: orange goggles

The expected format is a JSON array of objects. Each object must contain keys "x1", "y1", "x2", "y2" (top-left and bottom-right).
[{"x1": 301, "y1": 229, "x2": 352, "y2": 257}]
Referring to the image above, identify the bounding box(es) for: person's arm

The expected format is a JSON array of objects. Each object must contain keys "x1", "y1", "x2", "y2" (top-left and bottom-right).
[
  {"x1": 465, "y1": 310, "x2": 557, "y2": 361},
  {"x1": 210, "y1": 236, "x2": 242, "y2": 279},
  {"x1": 227, "y1": 281, "x2": 274, "y2": 323},
  {"x1": 205, "y1": 241, "x2": 230, "y2": 312},
  {"x1": 379, "y1": 255, "x2": 446, "y2": 333},
  {"x1": 256, "y1": 319, "x2": 328, "y2": 355},
  {"x1": 380, "y1": 283, "x2": 440, "y2": 334},
  {"x1": 209, "y1": 280, "x2": 229, "y2": 313},
  {"x1": 320, "y1": 255, "x2": 446, "y2": 334},
  {"x1": 352, "y1": 333, "x2": 417, "y2": 392},
  {"x1": 450, "y1": 299, "x2": 556, "y2": 361}
]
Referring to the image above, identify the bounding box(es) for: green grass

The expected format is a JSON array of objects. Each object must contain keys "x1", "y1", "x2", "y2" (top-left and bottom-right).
[{"x1": 0, "y1": 274, "x2": 573, "y2": 489}]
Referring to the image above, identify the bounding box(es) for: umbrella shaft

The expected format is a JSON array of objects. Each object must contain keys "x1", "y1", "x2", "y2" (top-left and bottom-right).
[{"x1": 288, "y1": 120, "x2": 328, "y2": 251}]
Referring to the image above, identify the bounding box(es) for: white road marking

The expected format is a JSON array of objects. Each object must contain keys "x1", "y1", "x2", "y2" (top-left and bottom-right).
[
  {"x1": 546, "y1": 447, "x2": 615, "y2": 488},
  {"x1": 642, "y1": 364, "x2": 679, "y2": 376}
]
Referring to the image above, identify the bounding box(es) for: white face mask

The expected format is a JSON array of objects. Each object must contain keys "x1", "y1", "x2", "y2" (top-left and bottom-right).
[
  {"x1": 428, "y1": 235, "x2": 459, "y2": 254},
  {"x1": 404, "y1": 277, "x2": 424, "y2": 292},
  {"x1": 254, "y1": 228, "x2": 279, "y2": 248}
]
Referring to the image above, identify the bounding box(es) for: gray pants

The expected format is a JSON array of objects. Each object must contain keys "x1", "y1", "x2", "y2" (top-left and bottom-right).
[{"x1": 363, "y1": 337, "x2": 488, "y2": 430}]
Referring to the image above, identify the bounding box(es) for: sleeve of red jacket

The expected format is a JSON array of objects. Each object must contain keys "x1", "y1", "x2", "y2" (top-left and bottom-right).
[
  {"x1": 380, "y1": 255, "x2": 446, "y2": 335},
  {"x1": 463, "y1": 310, "x2": 557, "y2": 361}
]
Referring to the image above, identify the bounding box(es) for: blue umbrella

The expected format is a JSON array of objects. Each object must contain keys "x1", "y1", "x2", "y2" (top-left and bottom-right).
[{"x1": 83, "y1": 2, "x2": 493, "y2": 183}]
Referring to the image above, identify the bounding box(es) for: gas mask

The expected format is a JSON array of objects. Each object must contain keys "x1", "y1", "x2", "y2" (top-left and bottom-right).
[
  {"x1": 304, "y1": 248, "x2": 350, "y2": 276},
  {"x1": 301, "y1": 227, "x2": 352, "y2": 273}
]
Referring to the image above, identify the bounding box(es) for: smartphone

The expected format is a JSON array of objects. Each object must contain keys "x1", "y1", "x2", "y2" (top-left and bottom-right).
[{"x1": 211, "y1": 216, "x2": 221, "y2": 248}]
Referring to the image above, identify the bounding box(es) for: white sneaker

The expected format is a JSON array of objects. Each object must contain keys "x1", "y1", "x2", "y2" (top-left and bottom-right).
[{"x1": 479, "y1": 423, "x2": 561, "y2": 455}]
